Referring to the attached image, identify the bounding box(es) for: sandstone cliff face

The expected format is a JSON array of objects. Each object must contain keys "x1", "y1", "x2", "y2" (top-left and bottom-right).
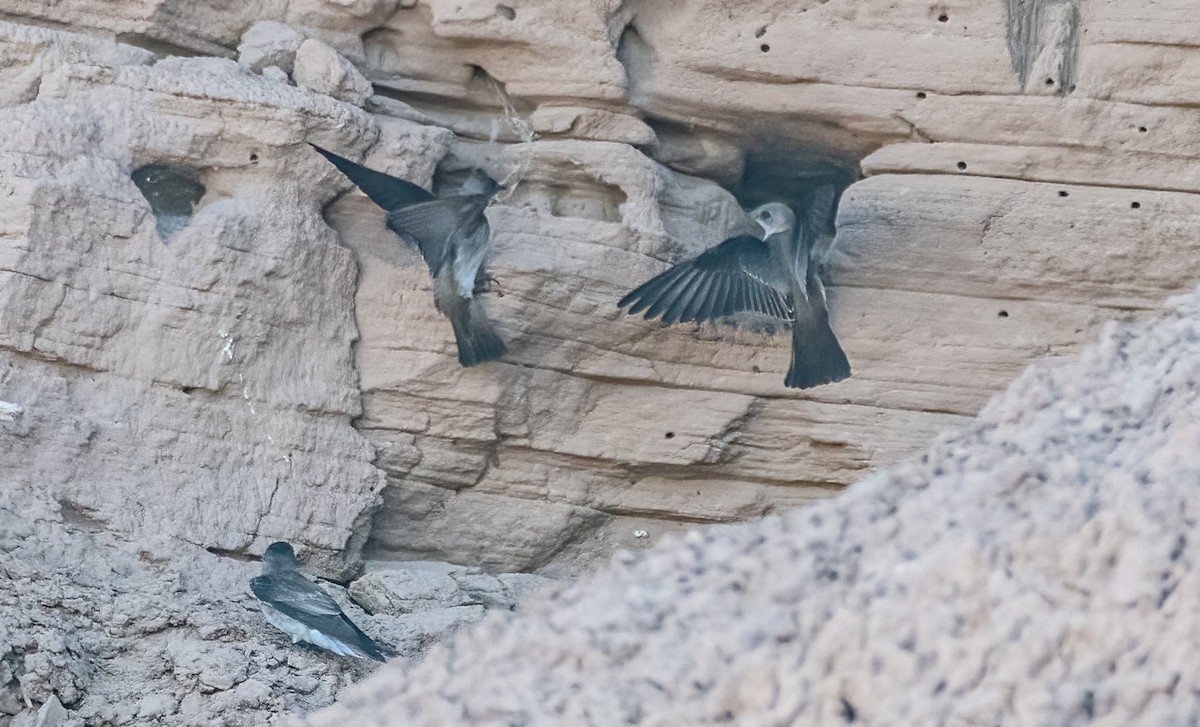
[
  {"x1": 297, "y1": 286, "x2": 1200, "y2": 726},
  {"x1": 1, "y1": 0, "x2": 1199, "y2": 721},
  {"x1": 7, "y1": 0, "x2": 1196, "y2": 577}
]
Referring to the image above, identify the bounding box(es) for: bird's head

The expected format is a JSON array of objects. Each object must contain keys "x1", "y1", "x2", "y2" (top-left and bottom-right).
[
  {"x1": 262, "y1": 541, "x2": 299, "y2": 572},
  {"x1": 750, "y1": 203, "x2": 797, "y2": 239}
]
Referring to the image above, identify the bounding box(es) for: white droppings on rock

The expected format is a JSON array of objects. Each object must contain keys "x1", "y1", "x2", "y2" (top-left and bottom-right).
[{"x1": 0, "y1": 401, "x2": 23, "y2": 421}]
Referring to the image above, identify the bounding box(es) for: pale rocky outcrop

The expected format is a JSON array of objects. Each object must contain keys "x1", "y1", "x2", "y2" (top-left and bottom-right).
[
  {"x1": 0, "y1": 21, "x2": 386, "y2": 577},
  {"x1": 2, "y1": 0, "x2": 1200, "y2": 723},
  {"x1": 0, "y1": 496, "x2": 540, "y2": 725},
  {"x1": 296, "y1": 287, "x2": 1200, "y2": 725},
  {"x1": 7, "y1": 0, "x2": 1198, "y2": 580}
]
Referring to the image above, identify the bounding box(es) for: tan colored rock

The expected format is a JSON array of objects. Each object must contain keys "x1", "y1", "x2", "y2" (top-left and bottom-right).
[
  {"x1": 7, "y1": 0, "x2": 1200, "y2": 723},
  {"x1": 238, "y1": 20, "x2": 307, "y2": 75},
  {"x1": 294, "y1": 37, "x2": 374, "y2": 105},
  {"x1": 293, "y1": 286, "x2": 1200, "y2": 727},
  {"x1": 4, "y1": 0, "x2": 1199, "y2": 580},
  {"x1": 529, "y1": 105, "x2": 655, "y2": 145},
  {"x1": 313, "y1": 0, "x2": 1200, "y2": 576},
  {"x1": 0, "y1": 22, "x2": 385, "y2": 575}
]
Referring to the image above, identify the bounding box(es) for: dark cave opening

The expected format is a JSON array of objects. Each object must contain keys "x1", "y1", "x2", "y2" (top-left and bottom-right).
[{"x1": 736, "y1": 142, "x2": 857, "y2": 232}]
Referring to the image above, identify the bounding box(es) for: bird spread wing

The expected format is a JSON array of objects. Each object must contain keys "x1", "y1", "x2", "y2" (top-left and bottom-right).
[
  {"x1": 619, "y1": 235, "x2": 792, "y2": 324},
  {"x1": 309, "y1": 144, "x2": 433, "y2": 211},
  {"x1": 251, "y1": 572, "x2": 385, "y2": 661},
  {"x1": 386, "y1": 195, "x2": 486, "y2": 276}
]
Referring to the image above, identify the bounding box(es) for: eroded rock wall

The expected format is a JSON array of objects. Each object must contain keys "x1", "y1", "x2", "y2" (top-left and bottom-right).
[
  {"x1": 3, "y1": 0, "x2": 1200, "y2": 723},
  {"x1": 295, "y1": 285, "x2": 1200, "y2": 727},
  {"x1": 329, "y1": 0, "x2": 1200, "y2": 573},
  {"x1": 0, "y1": 22, "x2": 388, "y2": 577},
  {"x1": 4, "y1": 0, "x2": 1200, "y2": 578}
]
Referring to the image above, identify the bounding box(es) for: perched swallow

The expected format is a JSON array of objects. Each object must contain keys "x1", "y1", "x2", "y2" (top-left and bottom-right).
[
  {"x1": 619, "y1": 189, "x2": 850, "y2": 389},
  {"x1": 310, "y1": 143, "x2": 506, "y2": 367},
  {"x1": 250, "y1": 541, "x2": 387, "y2": 662}
]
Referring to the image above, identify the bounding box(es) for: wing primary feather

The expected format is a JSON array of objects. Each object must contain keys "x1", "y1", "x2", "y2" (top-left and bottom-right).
[
  {"x1": 694, "y1": 274, "x2": 726, "y2": 321},
  {"x1": 705, "y1": 273, "x2": 734, "y2": 319},
  {"x1": 673, "y1": 274, "x2": 709, "y2": 323},
  {"x1": 661, "y1": 270, "x2": 706, "y2": 324},
  {"x1": 618, "y1": 272, "x2": 659, "y2": 311},
  {"x1": 729, "y1": 277, "x2": 746, "y2": 314},
  {"x1": 679, "y1": 274, "x2": 715, "y2": 322},
  {"x1": 749, "y1": 281, "x2": 764, "y2": 314},
  {"x1": 746, "y1": 282, "x2": 764, "y2": 315},
  {"x1": 644, "y1": 268, "x2": 700, "y2": 321},
  {"x1": 639, "y1": 269, "x2": 692, "y2": 320},
  {"x1": 771, "y1": 292, "x2": 789, "y2": 319},
  {"x1": 621, "y1": 265, "x2": 686, "y2": 315},
  {"x1": 622, "y1": 266, "x2": 683, "y2": 314},
  {"x1": 753, "y1": 283, "x2": 772, "y2": 314}
]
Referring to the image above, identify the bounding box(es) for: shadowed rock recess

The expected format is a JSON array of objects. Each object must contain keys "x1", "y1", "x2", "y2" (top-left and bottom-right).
[{"x1": 2, "y1": 0, "x2": 1200, "y2": 722}]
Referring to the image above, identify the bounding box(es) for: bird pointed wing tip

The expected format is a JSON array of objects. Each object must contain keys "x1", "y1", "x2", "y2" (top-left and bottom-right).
[
  {"x1": 307, "y1": 142, "x2": 337, "y2": 158},
  {"x1": 617, "y1": 292, "x2": 653, "y2": 317}
]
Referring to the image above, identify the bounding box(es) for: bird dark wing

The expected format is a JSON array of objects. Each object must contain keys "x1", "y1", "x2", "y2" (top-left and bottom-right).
[
  {"x1": 251, "y1": 571, "x2": 343, "y2": 617},
  {"x1": 251, "y1": 572, "x2": 386, "y2": 662},
  {"x1": 619, "y1": 235, "x2": 792, "y2": 325},
  {"x1": 309, "y1": 144, "x2": 434, "y2": 211},
  {"x1": 798, "y1": 183, "x2": 840, "y2": 270},
  {"x1": 386, "y1": 195, "x2": 486, "y2": 275}
]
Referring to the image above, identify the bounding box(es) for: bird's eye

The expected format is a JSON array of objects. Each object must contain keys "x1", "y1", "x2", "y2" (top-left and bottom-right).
[{"x1": 761, "y1": 211, "x2": 772, "y2": 222}]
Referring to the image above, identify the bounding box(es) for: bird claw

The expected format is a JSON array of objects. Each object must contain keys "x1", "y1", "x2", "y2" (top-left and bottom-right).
[{"x1": 475, "y1": 276, "x2": 503, "y2": 297}]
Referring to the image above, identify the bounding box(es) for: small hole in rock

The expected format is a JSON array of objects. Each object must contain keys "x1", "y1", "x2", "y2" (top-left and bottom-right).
[
  {"x1": 760, "y1": 43, "x2": 770, "y2": 52},
  {"x1": 754, "y1": 26, "x2": 767, "y2": 38},
  {"x1": 249, "y1": 153, "x2": 259, "y2": 163},
  {"x1": 180, "y1": 386, "x2": 198, "y2": 395},
  {"x1": 956, "y1": 161, "x2": 967, "y2": 171},
  {"x1": 495, "y1": 4, "x2": 515, "y2": 20},
  {"x1": 1045, "y1": 78, "x2": 1055, "y2": 86},
  {"x1": 1138, "y1": 126, "x2": 1148, "y2": 133},
  {"x1": 664, "y1": 431, "x2": 676, "y2": 439},
  {"x1": 1131, "y1": 201, "x2": 1141, "y2": 209},
  {"x1": 998, "y1": 310, "x2": 1009, "y2": 318},
  {"x1": 916, "y1": 92, "x2": 927, "y2": 99},
  {"x1": 937, "y1": 13, "x2": 949, "y2": 22},
  {"x1": 1058, "y1": 190, "x2": 1069, "y2": 197},
  {"x1": 751, "y1": 365, "x2": 762, "y2": 373}
]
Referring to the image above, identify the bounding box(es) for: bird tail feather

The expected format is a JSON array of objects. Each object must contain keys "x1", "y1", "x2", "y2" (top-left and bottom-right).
[
  {"x1": 446, "y1": 297, "x2": 507, "y2": 367},
  {"x1": 785, "y1": 312, "x2": 850, "y2": 389}
]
